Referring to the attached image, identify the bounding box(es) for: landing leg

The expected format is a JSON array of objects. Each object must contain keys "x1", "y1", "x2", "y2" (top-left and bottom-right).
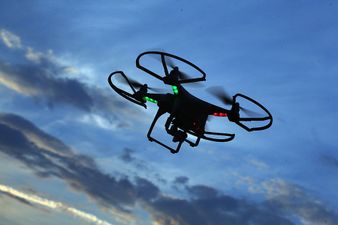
[
  {"x1": 147, "y1": 109, "x2": 185, "y2": 154},
  {"x1": 147, "y1": 108, "x2": 166, "y2": 142}
]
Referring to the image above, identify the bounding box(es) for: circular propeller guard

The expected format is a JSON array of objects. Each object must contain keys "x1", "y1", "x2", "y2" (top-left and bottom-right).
[
  {"x1": 136, "y1": 51, "x2": 206, "y2": 84},
  {"x1": 107, "y1": 71, "x2": 147, "y2": 108},
  {"x1": 233, "y1": 93, "x2": 273, "y2": 131}
]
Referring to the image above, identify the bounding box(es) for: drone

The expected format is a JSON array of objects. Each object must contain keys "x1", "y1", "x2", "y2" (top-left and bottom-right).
[{"x1": 108, "y1": 51, "x2": 272, "y2": 154}]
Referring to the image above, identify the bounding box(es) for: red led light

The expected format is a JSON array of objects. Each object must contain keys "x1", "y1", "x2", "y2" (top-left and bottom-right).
[{"x1": 213, "y1": 112, "x2": 227, "y2": 117}]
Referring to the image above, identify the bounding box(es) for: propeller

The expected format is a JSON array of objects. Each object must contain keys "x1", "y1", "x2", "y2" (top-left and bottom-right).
[
  {"x1": 206, "y1": 86, "x2": 263, "y2": 117},
  {"x1": 165, "y1": 57, "x2": 192, "y2": 80},
  {"x1": 150, "y1": 53, "x2": 194, "y2": 80},
  {"x1": 116, "y1": 76, "x2": 162, "y2": 92},
  {"x1": 206, "y1": 86, "x2": 234, "y2": 105}
]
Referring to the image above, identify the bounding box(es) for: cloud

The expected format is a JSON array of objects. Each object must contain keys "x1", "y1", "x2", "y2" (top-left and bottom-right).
[
  {"x1": 25, "y1": 47, "x2": 54, "y2": 64},
  {"x1": 247, "y1": 158, "x2": 269, "y2": 170},
  {"x1": 0, "y1": 61, "x2": 94, "y2": 111},
  {"x1": 0, "y1": 113, "x2": 74, "y2": 157},
  {"x1": 135, "y1": 177, "x2": 160, "y2": 201},
  {"x1": 0, "y1": 113, "x2": 149, "y2": 224},
  {"x1": 79, "y1": 113, "x2": 123, "y2": 130},
  {"x1": 147, "y1": 194, "x2": 296, "y2": 225},
  {"x1": 0, "y1": 184, "x2": 113, "y2": 225},
  {"x1": 0, "y1": 51, "x2": 138, "y2": 128},
  {"x1": 0, "y1": 120, "x2": 135, "y2": 211},
  {"x1": 119, "y1": 148, "x2": 136, "y2": 163},
  {"x1": 0, "y1": 29, "x2": 22, "y2": 49},
  {"x1": 261, "y1": 179, "x2": 338, "y2": 225},
  {"x1": 0, "y1": 28, "x2": 143, "y2": 129},
  {"x1": 116, "y1": 148, "x2": 153, "y2": 174},
  {"x1": 1, "y1": 112, "x2": 337, "y2": 225},
  {"x1": 186, "y1": 185, "x2": 219, "y2": 199},
  {"x1": 173, "y1": 176, "x2": 189, "y2": 185}
]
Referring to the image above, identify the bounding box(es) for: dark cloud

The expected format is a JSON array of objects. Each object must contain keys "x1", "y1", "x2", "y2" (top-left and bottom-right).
[
  {"x1": 119, "y1": 148, "x2": 135, "y2": 163},
  {"x1": 0, "y1": 61, "x2": 93, "y2": 111},
  {"x1": 0, "y1": 113, "x2": 73, "y2": 156},
  {"x1": 0, "y1": 114, "x2": 136, "y2": 210},
  {"x1": 135, "y1": 177, "x2": 160, "y2": 201},
  {"x1": 117, "y1": 147, "x2": 152, "y2": 173},
  {"x1": 186, "y1": 184, "x2": 218, "y2": 199},
  {"x1": 173, "y1": 176, "x2": 189, "y2": 185},
  {"x1": 1, "y1": 113, "x2": 337, "y2": 225},
  {"x1": 172, "y1": 176, "x2": 188, "y2": 192},
  {"x1": 149, "y1": 194, "x2": 295, "y2": 225},
  {"x1": 0, "y1": 53, "x2": 142, "y2": 128}
]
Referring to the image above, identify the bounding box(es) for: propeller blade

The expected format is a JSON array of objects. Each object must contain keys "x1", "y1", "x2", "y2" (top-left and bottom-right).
[
  {"x1": 178, "y1": 70, "x2": 192, "y2": 80},
  {"x1": 166, "y1": 57, "x2": 195, "y2": 80},
  {"x1": 150, "y1": 53, "x2": 195, "y2": 81},
  {"x1": 165, "y1": 56, "x2": 176, "y2": 69},
  {"x1": 117, "y1": 76, "x2": 143, "y2": 89},
  {"x1": 207, "y1": 86, "x2": 264, "y2": 116},
  {"x1": 240, "y1": 107, "x2": 264, "y2": 117},
  {"x1": 182, "y1": 82, "x2": 205, "y2": 88},
  {"x1": 148, "y1": 52, "x2": 174, "y2": 69},
  {"x1": 116, "y1": 76, "x2": 162, "y2": 92},
  {"x1": 206, "y1": 86, "x2": 234, "y2": 105},
  {"x1": 147, "y1": 86, "x2": 164, "y2": 92}
]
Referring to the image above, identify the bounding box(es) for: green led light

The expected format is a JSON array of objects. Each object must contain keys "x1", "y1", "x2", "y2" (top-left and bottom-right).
[
  {"x1": 143, "y1": 96, "x2": 157, "y2": 104},
  {"x1": 172, "y1": 86, "x2": 179, "y2": 95}
]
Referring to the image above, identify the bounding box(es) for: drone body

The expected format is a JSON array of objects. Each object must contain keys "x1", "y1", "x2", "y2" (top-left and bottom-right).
[{"x1": 108, "y1": 51, "x2": 272, "y2": 154}]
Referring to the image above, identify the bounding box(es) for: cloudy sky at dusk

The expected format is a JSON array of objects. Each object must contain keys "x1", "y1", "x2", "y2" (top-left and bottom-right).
[{"x1": 1, "y1": 1, "x2": 338, "y2": 225}]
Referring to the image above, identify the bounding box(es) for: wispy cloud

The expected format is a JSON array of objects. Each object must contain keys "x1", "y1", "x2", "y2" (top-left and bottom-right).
[
  {"x1": 0, "y1": 29, "x2": 21, "y2": 49},
  {"x1": 261, "y1": 179, "x2": 338, "y2": 225},
  {"x1": 0, "y1": 184, "x2": 114, "y2": 225},
  {"x1": 0, "y1": 113, "x2": 74, "y2": 157}
]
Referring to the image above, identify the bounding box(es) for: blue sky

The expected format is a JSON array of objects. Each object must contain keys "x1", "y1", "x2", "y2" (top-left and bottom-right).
[{"x1": 1, "y1": 1, "x2": 338, "y2": 225}]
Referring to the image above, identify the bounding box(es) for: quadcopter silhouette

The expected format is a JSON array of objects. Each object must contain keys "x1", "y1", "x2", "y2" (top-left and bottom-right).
[{"x1": 108, "y1": 51, "x2": 272, "y2": 154}]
